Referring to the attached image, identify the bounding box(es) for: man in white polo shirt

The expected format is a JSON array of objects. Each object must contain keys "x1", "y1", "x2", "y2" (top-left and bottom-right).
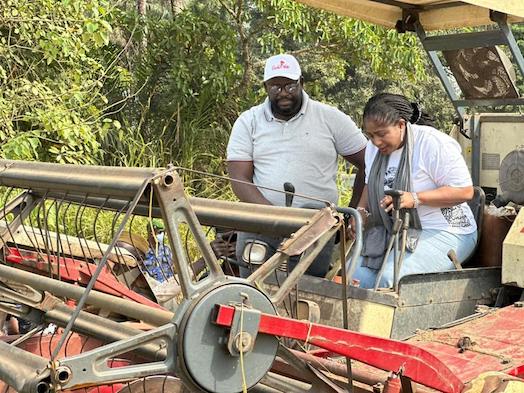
[{"x1": 227, "y1": 54, "x2": 367, "y2": 277}]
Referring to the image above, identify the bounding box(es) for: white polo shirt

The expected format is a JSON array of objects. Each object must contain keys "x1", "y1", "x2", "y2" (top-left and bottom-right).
[{"x1": 227, "y1": 92, "x2": 367, "y2": 207}]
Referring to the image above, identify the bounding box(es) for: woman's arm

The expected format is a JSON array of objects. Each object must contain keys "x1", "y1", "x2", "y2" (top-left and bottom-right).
[{"x1": 381, "y1": 184, "x2": 473, "y2": 212}]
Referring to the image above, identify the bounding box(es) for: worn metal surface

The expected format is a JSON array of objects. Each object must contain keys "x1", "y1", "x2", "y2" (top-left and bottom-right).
[
  {"x1": 408, "y1": 304, "x2": 524, "y2": 384},
  {"x1": 0, "y1": 264, "x2": 173, "y2": 326},
  {"x1": 0, "y1": 159, "x2": 157, "y2": 199},
  {"x1": 265, "y1": 267, "x2": 501, "y2": 339},
  {"x1": 391, "y1": 268, "x2": 501, "y2": 338},
  {"x1": 278, "y1": 208, "x2": 339, "y2": 256},
  {"x1": 214, "y1": 304, "x2": 464, "y2": 393},
  {"x1": 0, "y1": 340, "x2": 49, "y2": 392}
]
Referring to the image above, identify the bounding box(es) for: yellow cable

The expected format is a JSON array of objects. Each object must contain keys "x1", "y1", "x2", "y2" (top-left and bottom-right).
[{"x1": 239, "y1": 303, "x2": 248, "y2": 393}]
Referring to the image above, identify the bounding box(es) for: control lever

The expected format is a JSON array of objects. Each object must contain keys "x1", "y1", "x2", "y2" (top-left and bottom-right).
[
  {"x1": 284, "y1": 182, "x2": 295, "y2": 207},
  {"x1": 384, "y1": 189, "x2": 403, "y2": 211},
  {"x1": 374, "y1": 189, "x2": 404, "y2": 290}
]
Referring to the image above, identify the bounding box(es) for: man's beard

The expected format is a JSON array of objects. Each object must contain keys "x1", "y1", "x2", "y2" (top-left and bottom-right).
[{"x1": 271, "y1": 96, "x2": 302, "y2": 118}]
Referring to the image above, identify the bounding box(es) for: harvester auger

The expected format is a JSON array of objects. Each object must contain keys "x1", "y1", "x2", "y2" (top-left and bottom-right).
[{"x1": 0, "y1": 159, "x2": 487, "y2": 393}]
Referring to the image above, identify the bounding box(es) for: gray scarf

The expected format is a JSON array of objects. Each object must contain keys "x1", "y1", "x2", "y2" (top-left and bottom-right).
[{"x1": 361, "y1": 122, "x2": 422, "y2": 269}]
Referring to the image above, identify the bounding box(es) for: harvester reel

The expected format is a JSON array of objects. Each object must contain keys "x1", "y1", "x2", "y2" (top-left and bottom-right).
[{"x1": 0, "y1": 160, "x2": 360, "y2": 393}]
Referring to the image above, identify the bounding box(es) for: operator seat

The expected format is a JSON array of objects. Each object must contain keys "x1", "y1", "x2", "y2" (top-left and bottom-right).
[{"x1": 462, "y1": 186, "x2": 485, "y2": 266}]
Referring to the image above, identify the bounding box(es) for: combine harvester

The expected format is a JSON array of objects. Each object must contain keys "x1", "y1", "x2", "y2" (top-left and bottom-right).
[{"x1": 0, "y1": 1, "x2": 523, "y2": 392}]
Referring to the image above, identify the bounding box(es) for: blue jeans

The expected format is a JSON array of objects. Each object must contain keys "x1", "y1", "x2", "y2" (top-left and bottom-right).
[
  {"x1": 350, "y1": 229, "x2": 477, "y2": 289},
  {"x1": 236, "y1": 232, "x2": 335, "y2": 278}
]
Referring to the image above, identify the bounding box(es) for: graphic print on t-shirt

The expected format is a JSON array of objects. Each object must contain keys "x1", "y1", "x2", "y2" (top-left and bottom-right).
[
  {"x1": 384, "y1": 166, "x2": 398, "y2": 190},
  {"x1": 440, "y1": 205, "x2": 472, "y2": 228}
]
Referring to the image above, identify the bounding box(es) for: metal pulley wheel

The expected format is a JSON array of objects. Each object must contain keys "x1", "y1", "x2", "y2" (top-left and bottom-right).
[
  {"x1": 177, "y1": 281, "x2": 279, "y2": 393},
  {"x1": 499, "y1": 148, "x2": 524, "y2": 204}
]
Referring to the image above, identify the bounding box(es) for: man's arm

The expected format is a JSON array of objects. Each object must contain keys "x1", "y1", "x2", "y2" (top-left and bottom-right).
[
  {"x1": 343, "y1": 148, "x2": 366, "y2": 208},
  {"x1": 227, "y1": 161, "x2": 272, "y2": 205}
]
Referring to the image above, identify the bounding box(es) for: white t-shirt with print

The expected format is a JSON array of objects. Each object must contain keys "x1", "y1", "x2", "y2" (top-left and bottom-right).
[{"x1": 364, "y1": 124, "x2": 476, "y2": 235}]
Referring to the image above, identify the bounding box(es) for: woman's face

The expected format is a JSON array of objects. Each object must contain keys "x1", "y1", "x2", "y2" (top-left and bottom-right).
[{"x1": 364, "y1": 118, "x2": 406, "y2": 155}]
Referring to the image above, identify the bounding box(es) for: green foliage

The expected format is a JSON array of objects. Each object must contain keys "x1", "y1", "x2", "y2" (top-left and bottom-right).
[
  {"x1": 0, "y1": 0, "x2": 119, "y2": 163},
  {"x1": 3, "y1": 0, "x2": 499, "y2": 198},
  {"x1": 97, "y1": 0, "x2": 431, "y2": 200}
]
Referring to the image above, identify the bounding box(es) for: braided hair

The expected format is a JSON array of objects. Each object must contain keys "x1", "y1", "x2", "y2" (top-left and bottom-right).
[{"x1": 363, "y1": 93, "x2": 434, "y2": 128}]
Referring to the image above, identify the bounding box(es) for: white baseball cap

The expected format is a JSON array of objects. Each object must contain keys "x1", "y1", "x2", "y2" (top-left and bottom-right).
[{"x1": 263, "y1": 54, "x2": 302, "y2": 82}]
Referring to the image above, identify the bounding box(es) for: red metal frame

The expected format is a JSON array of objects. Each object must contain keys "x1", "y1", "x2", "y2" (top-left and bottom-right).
[
  {"x1": 5, "y1": 247, "x2": 163, "y2": 309},
  {"x1": 214, "y1": 304, "x2": 464, "y2": 393}
]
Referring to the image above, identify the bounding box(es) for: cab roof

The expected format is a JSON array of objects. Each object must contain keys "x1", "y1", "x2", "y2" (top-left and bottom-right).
[{"x1": 296, "y1": 1, "x2": 524, "y2": 31}]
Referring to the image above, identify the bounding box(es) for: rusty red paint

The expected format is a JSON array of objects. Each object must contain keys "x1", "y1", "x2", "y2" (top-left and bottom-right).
[
  {"x1": 407, "y1": 305, "x2": 524, "y2": 383},
  {"x1": 508, "y1": 365, "x2": 524, "y2": 378},
  {"x1": 214, "y1": 304, "x2": 463, "y2": 393},
  {"x1": 5, "y1": 247, "x2": 163, "y2": 309}
]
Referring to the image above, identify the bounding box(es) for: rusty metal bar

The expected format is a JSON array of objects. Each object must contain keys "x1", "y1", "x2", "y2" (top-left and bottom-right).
[
  {"x1": 153, "y1": 173, "x2": 225, "y2": 299},
  {"x1": 0, "y1": 159, "x2": 158, "y2": 200},
  {"x1": 0, "y1": 340, "x2": 49, "y2": 393},
  {"x1": 44, "y1": 303, "x2": 167, "y2": 361},
  {"x1": 190, "y1": 197, "x2": 318, "y2": 236},
  {"x1": 43, "y1": 193, "x2": 319, "y2": 237},
  {"x1": 0, "y1": 264, "x2": 173, "y2": 326},
  {"x1": 0, "y1": 160, "x2": 324, "y2": 236}
]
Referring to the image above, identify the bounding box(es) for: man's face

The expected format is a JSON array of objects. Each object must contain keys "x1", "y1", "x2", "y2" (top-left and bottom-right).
[{"x1": 265, "y1": 77, "x2": 303, "y2": 118}]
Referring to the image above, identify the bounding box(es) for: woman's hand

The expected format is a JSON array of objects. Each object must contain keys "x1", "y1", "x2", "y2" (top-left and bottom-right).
[
  {"x1": 380, "y1": 191, "x2": 415, "y2": 212},
  {"x1": 380, "y1": 186, "x2": 473, "y2": 212}
]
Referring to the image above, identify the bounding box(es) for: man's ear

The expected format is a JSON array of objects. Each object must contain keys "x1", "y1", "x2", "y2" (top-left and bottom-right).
[{"x1": 299, "y1": 76, "x2": 304, "y2": 86}]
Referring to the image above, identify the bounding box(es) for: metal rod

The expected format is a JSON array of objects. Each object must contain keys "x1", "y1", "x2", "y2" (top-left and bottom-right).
[
  {"x1": 0, "y1": 264, "x2": 173, "y2": 326},
  {"x1": 0, "y1": 160, "x2": 319, "y2": 236},
  {"x1": 493, "y1": 12, "x2": 524, "y2": 78},
  {"x1": 395, "y1": 212, "x2": 410, "y2": 293},
  {"x1": 44, "y1": 303, "x2": 167, "y2": 361},
  {"x1": 344, "y1": 207, "x2": 363, "y2": 281},
  {"x1": 284, "y1": 350, "x2": 433, "y2": 393},
  {"x1": 471, "y1": 116, "x2": 481, "y2": 186},
  {"x1": 340, "y1": 225, "x2": 354, "y2": 392},
  {"x1": 422, "y1": 30, "x2": 506, "y2": 52},
  {"x1": 42, "y1": 193, "x2": 319, "y2": 237},
  {"x1": 0, "y1": 339, "x2": 49, "y2": 393},
  {"x1": 50, "y1": 176, "x2": 152, "y2": 360},
  {"x1": 392, "y1": 209, "x2": 401, "y2": 292},
  {"x1": 0, "y1": 159, "x2": 158, "y2": 200},
  {"x1": 271, "y1": 228, "x2": 339, "y2": 305}
]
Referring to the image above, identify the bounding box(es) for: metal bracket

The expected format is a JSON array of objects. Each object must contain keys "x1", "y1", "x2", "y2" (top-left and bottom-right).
[
  {"x1": 58, "y1": 323, "x2": 177, "y2": 390},
  {"x1": 227, "y1": 302, "x2": 261, "y2": 356}
]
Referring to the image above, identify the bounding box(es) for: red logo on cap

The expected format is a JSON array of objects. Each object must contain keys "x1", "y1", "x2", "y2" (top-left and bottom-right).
[{"x1": 272, "y1": 60, "x2": 290, "y2": 71}]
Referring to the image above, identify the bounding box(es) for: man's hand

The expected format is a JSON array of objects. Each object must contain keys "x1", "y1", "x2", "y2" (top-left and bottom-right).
[
  {"x1": 348, "y1": 207, "x2": 369, "y2": 239},
  {"x1": 210, "y1": 231, "x2": 236, "y2": 259}
]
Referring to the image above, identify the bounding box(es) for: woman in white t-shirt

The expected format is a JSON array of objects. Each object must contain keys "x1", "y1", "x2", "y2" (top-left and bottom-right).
[{"x1": 351, "y1": 93, "x2": 477, "y2": 289}]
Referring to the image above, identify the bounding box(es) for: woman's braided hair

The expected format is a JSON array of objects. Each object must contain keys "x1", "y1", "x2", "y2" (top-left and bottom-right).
[{"x1": 363, "y1": 93, "x2": 434, "y2": 127}]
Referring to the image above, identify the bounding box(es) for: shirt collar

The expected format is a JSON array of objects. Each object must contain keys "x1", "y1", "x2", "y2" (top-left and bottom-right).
[{"x1": 263, "y1": 91, "x2": 309, "y2": 122}]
